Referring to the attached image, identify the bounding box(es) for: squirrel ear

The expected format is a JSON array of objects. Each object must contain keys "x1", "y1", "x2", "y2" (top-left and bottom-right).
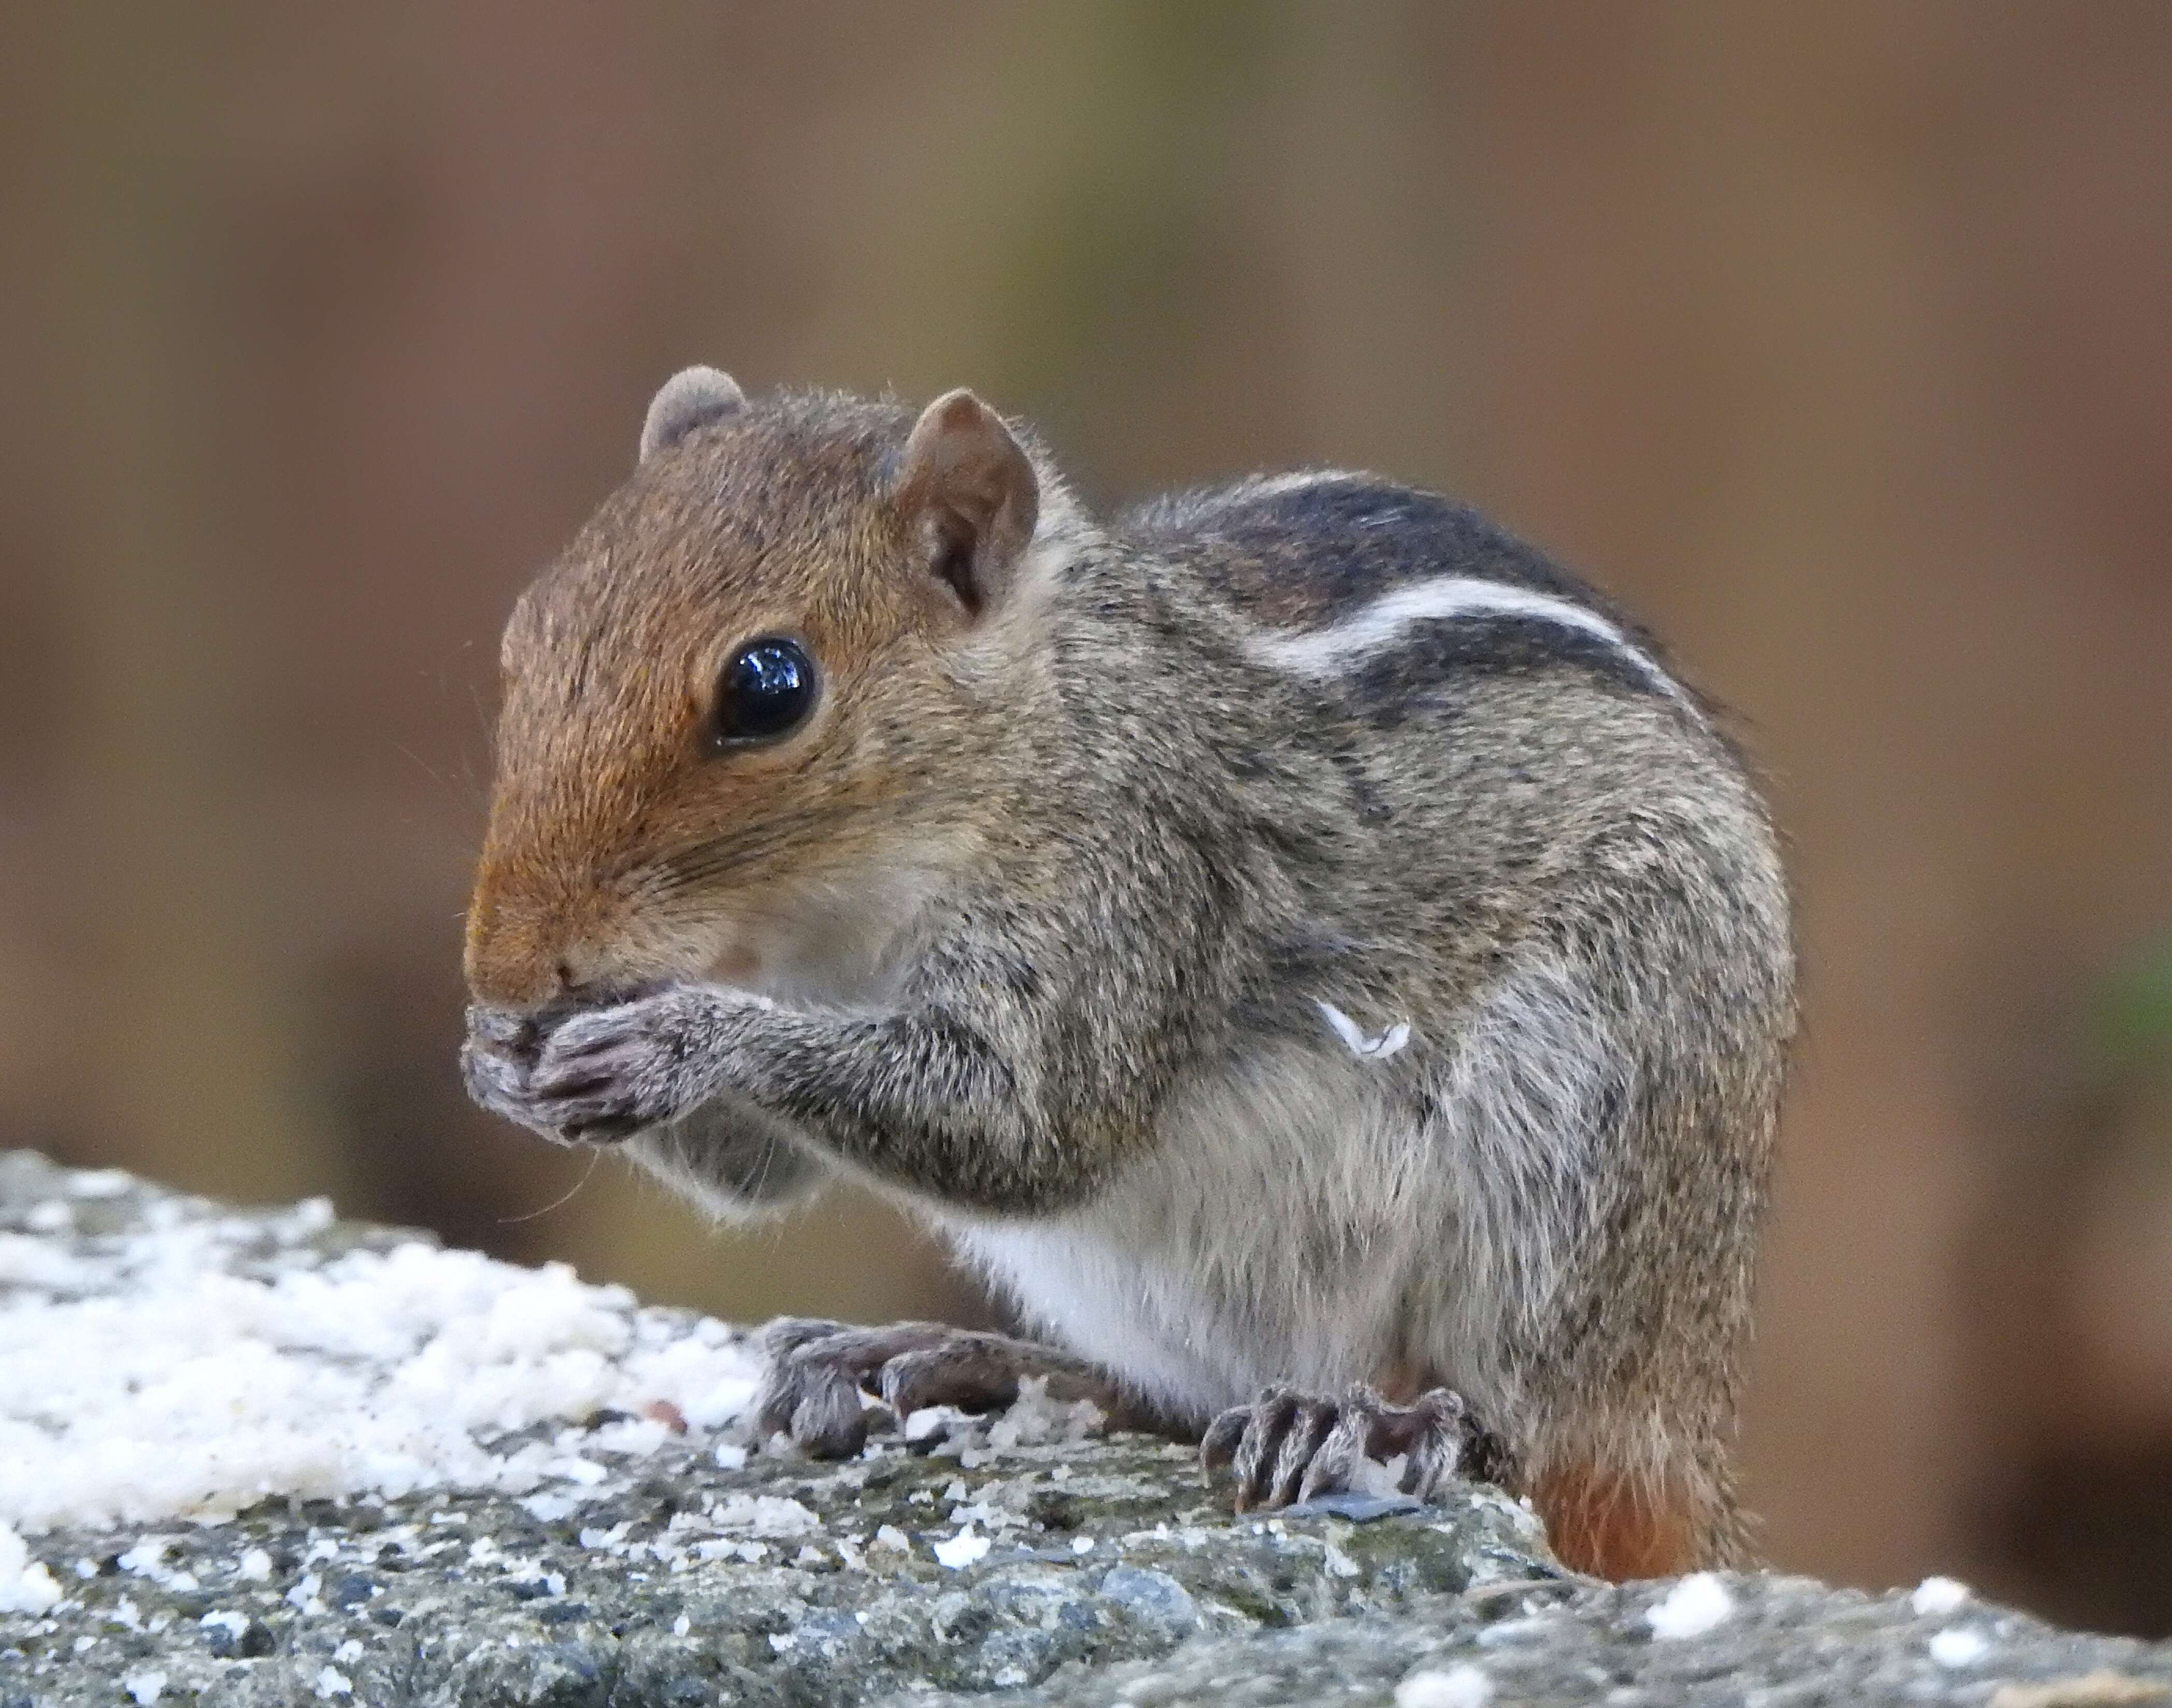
[
  {"x1": 895, "y1": 389, "x2": 1039, "y2": 621},
  {"x1": 639, "y1": 366, "x2": 746, "y2": 463}
]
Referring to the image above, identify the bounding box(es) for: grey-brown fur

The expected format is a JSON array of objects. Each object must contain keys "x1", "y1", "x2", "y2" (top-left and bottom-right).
[{"x1": 462, "y1": 375, "x2": 1797, "y2": 1577}]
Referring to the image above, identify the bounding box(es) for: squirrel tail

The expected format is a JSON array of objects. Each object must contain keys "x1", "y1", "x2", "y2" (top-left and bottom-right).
[{"x1": 1527, "y1": 1457, "x2": 1753, "y2": 1579}]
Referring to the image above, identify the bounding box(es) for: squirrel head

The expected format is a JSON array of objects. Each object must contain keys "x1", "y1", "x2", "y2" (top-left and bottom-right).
[{"x1": 465, "y1": 370, "x2": 1047, "y2": 1012}]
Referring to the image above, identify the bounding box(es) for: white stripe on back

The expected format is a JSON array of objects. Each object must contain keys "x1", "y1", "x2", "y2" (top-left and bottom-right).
[
  {"x1": 1241, "y1": 575, "x2": 1685, "y2": 701},
  {"x1": 1228, "y1": 469, "x2": 1374, "y2": 501}
]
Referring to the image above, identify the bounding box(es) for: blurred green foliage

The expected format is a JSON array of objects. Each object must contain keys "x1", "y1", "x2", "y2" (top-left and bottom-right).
[{"x1": 2098, "y1": 935, "x2": 2172, "y2": 1087}]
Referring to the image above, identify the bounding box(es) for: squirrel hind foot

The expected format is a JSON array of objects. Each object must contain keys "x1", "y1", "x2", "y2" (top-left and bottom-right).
[
  {"x1": 1200, "y1": 1383, "x2": 1508, "y2": 1513},
  {"x1": 752, "y1": 1318, "x2": 1118, "y2": 1457}
]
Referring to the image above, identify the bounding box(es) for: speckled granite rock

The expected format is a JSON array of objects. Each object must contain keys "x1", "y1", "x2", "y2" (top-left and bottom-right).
[
  {"x1": 0, "y1": 1432, "x2": 1554, "y2": 1706},
  {"x1": 2, "y1": 1152, "x2": 2168, "y2": 1708},
  {"x1": 970, "y1": 1575, "x2": 2172, "y2": 1707}
]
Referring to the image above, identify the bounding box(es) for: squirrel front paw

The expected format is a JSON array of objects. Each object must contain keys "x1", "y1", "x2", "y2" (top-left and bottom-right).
[
  {"x1": 461, "y1": 986, "x2": 759, "y2": 1145},
  {"x1": 519, "y1": 985, "x2": 754, "y2": 1140},
  {"x1": 1200, "y1": 1382, "x2": 1512, "y2": 1512},
  {"x1": 460, "y1": 1008, "x2": 587, "y2": 1144}
]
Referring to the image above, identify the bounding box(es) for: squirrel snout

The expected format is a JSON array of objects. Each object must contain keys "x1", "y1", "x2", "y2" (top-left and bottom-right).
[
  {"x1": 464, "y1": 925, "x2": 627, "y2": 1013},
  {"x1": 463, "y1": 941, "x2": 575, "y2": 1013},
  {"x1": 464, "y1": 872, "x2": 677, "y2": 1016},
  {"x1": 463, "y1": 879, "x2": 607, "y2": 1013}
]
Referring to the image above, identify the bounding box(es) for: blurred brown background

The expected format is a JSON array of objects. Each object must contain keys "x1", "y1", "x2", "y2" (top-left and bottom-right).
[{"x1": 3, "y1": 1, "x2": 2168, "y2": 1633}]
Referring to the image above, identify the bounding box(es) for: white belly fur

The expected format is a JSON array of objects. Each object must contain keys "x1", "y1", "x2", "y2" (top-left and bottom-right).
[{"x1": 937, "y1": 1039, "x2": 1463, "y2": 1425}]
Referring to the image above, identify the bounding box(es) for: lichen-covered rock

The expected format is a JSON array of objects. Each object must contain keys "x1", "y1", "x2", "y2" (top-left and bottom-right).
[
  {"x1": 0, "y1": 1431, "x2": 1560, "y2": 1706},
  {"x1": 0, "y1": 1152, "x2": 1553, "y2": 1705},
  {"x1": 967, "y1": 1574, "x2": 2172, "y2": 1708},
  {"x1": 2, "y1": 1150, "x2": 2168, "y2": 1707}
]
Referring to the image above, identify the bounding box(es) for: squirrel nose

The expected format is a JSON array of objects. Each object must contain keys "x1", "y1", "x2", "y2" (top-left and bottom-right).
[
  {"x1": 466, "y1": 934, "x2": 608, "y2": 1013},
  {"x1": 465, "y1": 853, "x2": 661, "y2": 1009},
  {"x1": 464, "y1": 900, "x2": 649, "y2": 1012},
  {"x1": 463, "y1": 935, "x2": 561, "y2": 1013},
  {"x1": 550, "y1": 947, "x2": 652, "y2": 1007},
  {"x1": 463, "y1": 886, "x2": 581, "y2": 1011}
]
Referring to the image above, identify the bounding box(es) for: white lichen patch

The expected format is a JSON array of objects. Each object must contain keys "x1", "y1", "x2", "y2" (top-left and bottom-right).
[
  {"x1": 1645, "y1": 1572, "x2": 1736, "y2": 1640},
  {"x1": 908, "y1": 1375, "x2": 1106, "y2": 1469},
  {"x1": 1394, "y1": 1664, "x2": 1493, "y2": 1708},
  {"x1": 0, "y1": 1168, "x2": 763, "y2": 1534},
  {"x1": 0, "y1": 1522, "x2": 61, "y2": 1614},
  {"x1": 1910, "y1": 1575, "x2": 1971, "y2": 1617},
  {"x1": 709, "y1": 1495, "x2": 819, "y2": 1538},
  {"x1": 931, "y1": 1525, "x2": 992, "y2": 1570}
]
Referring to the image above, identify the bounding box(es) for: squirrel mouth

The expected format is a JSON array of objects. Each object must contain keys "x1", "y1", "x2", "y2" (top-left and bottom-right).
[{"x1": 467, "y1": 983, "x2": 661, "y2": 1068}]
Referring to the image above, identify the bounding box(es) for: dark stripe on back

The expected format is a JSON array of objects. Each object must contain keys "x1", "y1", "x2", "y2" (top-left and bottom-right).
[
  {"x1": 1336, "y1": 614, "x2": 1665, "y2": 726},
  {"x1": 1123, "y1": 474, "x2": 1652, "y2": 644}
]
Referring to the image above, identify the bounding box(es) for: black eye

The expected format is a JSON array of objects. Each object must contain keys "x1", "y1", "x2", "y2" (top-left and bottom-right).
[{"x1": 710, "y1": 637, "x2": 818, "y2": 747}]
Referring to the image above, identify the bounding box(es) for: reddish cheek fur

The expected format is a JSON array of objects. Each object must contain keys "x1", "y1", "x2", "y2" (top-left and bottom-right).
[
  {"x1": 466, "y1": 673, "x2": 903, "y2": 1007},
  {"x1": 463, "y1": 853, "x2": 554, "y2": 1007}
]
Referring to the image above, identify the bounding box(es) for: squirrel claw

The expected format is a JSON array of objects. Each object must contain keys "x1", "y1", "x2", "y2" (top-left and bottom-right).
[
  {"x1": 752, "y1": 1319, "x2": 1117, "y2": 1458},
  {"x1": 460, "y1": 1006, "x2": 652, "y2": 1145},
  {"x1": 460, "y1": 1035, "x2": 581, "y2": 1146},
  {"x1": 513, "y1": 986, "x2": 732, "y2": 1139},
  {"x1": 1202, "y1": 1382, "x2": 1510, "y2": 1512}
]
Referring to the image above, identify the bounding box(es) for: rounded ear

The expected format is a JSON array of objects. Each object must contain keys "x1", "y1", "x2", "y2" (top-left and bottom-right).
[
  {"x1": 895, "y1": 389, "x2": 1039, "y2": 622},
  {"x1": 639, "y1": 366, "x2": 746, "y2": 463},
  {"x1": 895, "y1": 389, "x2": 1038, "y2": 621}
]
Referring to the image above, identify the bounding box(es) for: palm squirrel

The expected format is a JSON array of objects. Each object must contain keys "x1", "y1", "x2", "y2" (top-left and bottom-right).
[{"x1": 461, "y1": 368, "x2": 1796, "y2": 1580}]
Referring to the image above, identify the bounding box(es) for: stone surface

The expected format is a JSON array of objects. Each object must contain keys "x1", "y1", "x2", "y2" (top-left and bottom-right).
[{"x1": 1, "y1": 1151, "x2": 2168, "y2": 1706}]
